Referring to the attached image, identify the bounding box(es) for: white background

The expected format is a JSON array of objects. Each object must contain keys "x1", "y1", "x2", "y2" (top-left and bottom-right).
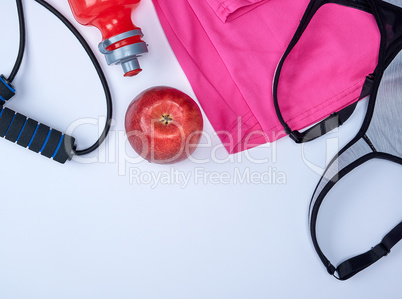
[{"x1": 0, "y1": 0, "x2": 401, "y2": 298}]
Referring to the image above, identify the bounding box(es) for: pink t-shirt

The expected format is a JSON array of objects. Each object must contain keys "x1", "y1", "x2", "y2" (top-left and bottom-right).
[{"x1": 152, "y1": 0, "x2": 380, "y2": 153}]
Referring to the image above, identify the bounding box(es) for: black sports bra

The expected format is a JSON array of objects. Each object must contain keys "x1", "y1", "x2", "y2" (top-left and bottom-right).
[{"x1": 275, "y1": 0, "x2": 402, "y2": 280}]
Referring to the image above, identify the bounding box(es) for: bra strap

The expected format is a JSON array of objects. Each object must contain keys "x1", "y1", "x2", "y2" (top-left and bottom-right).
[
  {"x1": 288, "y1": 72, "x2": 374, "y2": 143},
  {"x1": 336, "y1": 221, "x2": 402, "y2": 280},
  {"x1": 289, "y1": 102, "x2": 357, "y2": 143}
]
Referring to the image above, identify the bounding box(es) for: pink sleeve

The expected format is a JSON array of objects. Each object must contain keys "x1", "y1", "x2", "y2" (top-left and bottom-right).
[{"x1": 205, "y1": 0, "x2": 270, "y2": 22}]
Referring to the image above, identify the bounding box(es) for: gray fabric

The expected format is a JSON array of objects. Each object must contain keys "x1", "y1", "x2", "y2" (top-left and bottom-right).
[
  {"x1": 309, "y1": 139, "x2": 372, "y2": 221},
  {"x1": 366, "y1": 51, "x2": 402, "y2": 156},
  {"x1": 386, "y1": 0, "x2": 402, "y2": 6}
]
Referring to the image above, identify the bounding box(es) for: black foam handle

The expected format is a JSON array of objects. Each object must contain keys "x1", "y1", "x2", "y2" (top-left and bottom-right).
[
  {"x1": 0, "y1": 75, "x2": 15, "y2": 105},
  {"x1": 0, "y1": 107, "x2": 75, "y2": 163}
]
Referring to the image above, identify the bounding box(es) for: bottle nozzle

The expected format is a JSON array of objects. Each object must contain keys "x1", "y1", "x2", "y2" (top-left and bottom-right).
[
  {"x1": 122, "y1": 57, "x2": 142, "y2": 77},
  {"x1": 98, "y1": 30, "x2": 148, "y2": 77}
]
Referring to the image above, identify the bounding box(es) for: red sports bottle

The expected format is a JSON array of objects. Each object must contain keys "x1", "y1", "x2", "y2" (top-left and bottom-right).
[{"x1": 67, "y1": 0, "x2": 148, "y2": 77}]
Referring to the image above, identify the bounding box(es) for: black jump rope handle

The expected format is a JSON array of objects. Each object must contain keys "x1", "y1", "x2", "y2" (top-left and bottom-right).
[
  {"x1": 0, "y1": 76, "x2": 75, "y2": 164},
  {"x1": 0, "y1": 106, "x2": 76, "y2": 163}
]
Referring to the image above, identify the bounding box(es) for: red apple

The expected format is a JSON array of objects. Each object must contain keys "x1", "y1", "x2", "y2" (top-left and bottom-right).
[{"x1": 125, "y1": 86, "x2": 203, "y2": 164}]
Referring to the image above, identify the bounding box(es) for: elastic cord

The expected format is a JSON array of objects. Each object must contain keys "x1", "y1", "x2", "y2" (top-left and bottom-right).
[
  {"x1": 8, "y1": 0, "x2": 25, "y2": 83},
  {"x1": 12, "y1": 0, "x2": 113, "y2": 156}
]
